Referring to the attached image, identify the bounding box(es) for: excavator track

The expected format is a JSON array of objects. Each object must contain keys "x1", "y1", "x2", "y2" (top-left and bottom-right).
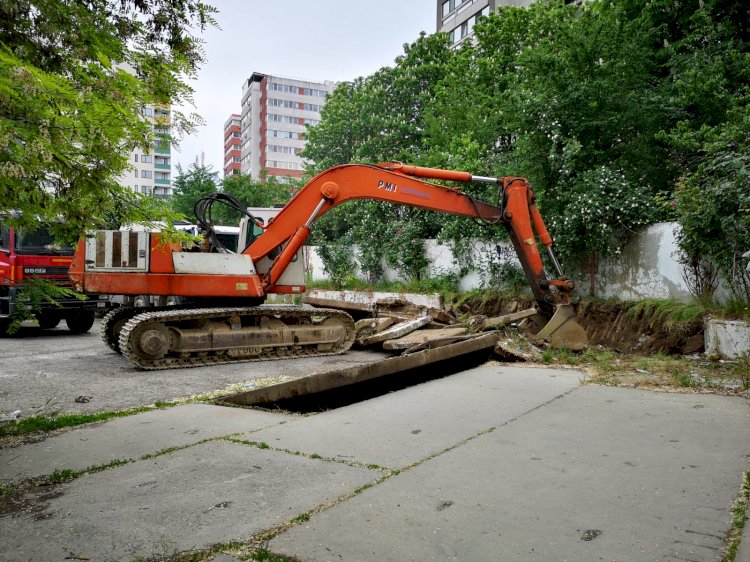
[
  {"x1": 101, "y1": 305, "x2": 188, "y2": 354},
  {"x1": 118, "y1": 305, "x2": 356, "y2": 370}
]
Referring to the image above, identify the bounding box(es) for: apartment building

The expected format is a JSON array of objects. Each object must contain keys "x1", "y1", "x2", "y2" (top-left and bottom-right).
[
  {"x1": 120, "y1": 105, "x2": 172, "y2": 199},
  {"x1": 239, "y1": 72, "x2": 335, "y2": 180},
  {"x1": 437, "y1": 0, "x2": 533, "y2": 46},
  {"x1": 223, "y1": 114, "x2": 242, "y2": 177},
  {"x1": 114, "y1": 64, "x2": 172, "y2": 198}
]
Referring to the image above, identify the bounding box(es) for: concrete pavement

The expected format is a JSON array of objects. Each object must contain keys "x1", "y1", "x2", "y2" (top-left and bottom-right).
[{"x1": 0, "y1": 364, "x2": 748, "y2": 561}]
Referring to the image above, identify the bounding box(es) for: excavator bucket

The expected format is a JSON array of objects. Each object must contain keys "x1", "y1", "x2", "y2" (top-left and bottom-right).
[{"x1": 535, "y1": 304, "x2": 588, "y2": 351}]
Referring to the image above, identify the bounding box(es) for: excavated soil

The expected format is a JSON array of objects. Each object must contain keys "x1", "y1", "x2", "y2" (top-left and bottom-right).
[{"x1": 455, "y1": 296, "x2": 704, "y2": 355}]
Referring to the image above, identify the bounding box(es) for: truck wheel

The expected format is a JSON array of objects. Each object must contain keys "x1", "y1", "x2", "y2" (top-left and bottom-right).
[
  {"x1": 37, "y1": 313, "x2": 61, "y2": 329},
  {"x1": 66, "y1": 310, "x2": 96, "y2": 334}
]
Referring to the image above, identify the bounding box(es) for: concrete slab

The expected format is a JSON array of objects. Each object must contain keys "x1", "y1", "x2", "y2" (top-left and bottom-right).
[
  {"x1": 224, "y1": 334, "x2": 500, "y2": 406},
  {"x1": 0, "y1": 440, "x2": 382, "y2": 562},
  {"x1": 248, "y1": 365, "x2": 582, "y2": 469},
  {"x1": 0, "y1": 404, "x2": 296, "y2": 481},
  {"x1": 270, "y1": 385, "x2": 750, "y2": 562}
]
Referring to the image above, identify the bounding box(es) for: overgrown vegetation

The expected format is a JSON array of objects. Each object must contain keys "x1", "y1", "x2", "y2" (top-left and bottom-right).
[
  {"x1": 302, "y1": 0, "x2": 750, "y2": 303},
  {"x1": 542, "y1": 347, "x2": 749, "y2": 392},
  {"x1": 725, "y1": 471, "x2": 750, "y2": 562}
]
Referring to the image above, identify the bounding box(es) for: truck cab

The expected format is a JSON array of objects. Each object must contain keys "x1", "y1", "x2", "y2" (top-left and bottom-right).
[{"x1": 0, "y1": 217, "x2": 104, "y2": 334}]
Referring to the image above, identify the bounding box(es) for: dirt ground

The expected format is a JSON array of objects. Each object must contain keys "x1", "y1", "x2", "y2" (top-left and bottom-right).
[{"x1": 457, "y1": 295, "x2": 704, "y2": 354}]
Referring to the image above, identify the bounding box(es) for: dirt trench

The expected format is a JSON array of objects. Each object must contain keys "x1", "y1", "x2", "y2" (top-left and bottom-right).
[{"x1": 455, "y1": 296, "x2": 704, "y2": 355}]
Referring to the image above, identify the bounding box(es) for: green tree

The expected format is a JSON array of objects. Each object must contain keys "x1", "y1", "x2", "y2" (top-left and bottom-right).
[
  {"x1": 660, "y1": 0, "x2": 750, "y2": 299},
  {"x1": 0, "y1": 0, "x2": 216, "y2": 243},
  {"x1": 170, "y1": 155, "x2": 219, "y2": 219}
]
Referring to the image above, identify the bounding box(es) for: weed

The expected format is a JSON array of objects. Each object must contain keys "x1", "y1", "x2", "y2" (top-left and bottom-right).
[
  {"x1": 47, "y1": 468, "x2": 75, "y2": 484},
  {"x1": 87, "y1": 459, "x2": 131, "y2": 474},
  {"x1": 672, "y1": 372, "x2": 698, "y2": 388},
  {"x1": 0, "y1": 482, "x2": 17, "y2": 497},
  {"x1": 724, "y1": 471, "x2": 750, "y2": 562},
  {"x1": 289, "y1": 512, "x2": 311, "y2": 524},
  {"x1": 0, "y1": 402, "x2": 175, "y2": 439},
  {"x1": 721, "y1": 299, "x2": 750, "y2": 322},
  {"x1": 251, "y1": 549, "x2": 300, "y2": 562}
]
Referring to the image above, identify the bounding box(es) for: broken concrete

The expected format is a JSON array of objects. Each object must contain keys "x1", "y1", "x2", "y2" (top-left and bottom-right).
[
  {"x1": 303, "y1": 289, "x2": 443, "y2": 310},
  {"x1": 357, "y1": 316, "x2": 433, "y2": 346},
  {"x1": 354, "y1": 317, "x2": 394, "y2": 344},
  {"x1": 481, "y1": 307, "x2": 538, "y2": 330},
  {"x1": 705, "y1": 316, "x2": 750, "y2": 359},
  {"x1": 382, "y1": 327, "x2": 468, "y2": 350}
]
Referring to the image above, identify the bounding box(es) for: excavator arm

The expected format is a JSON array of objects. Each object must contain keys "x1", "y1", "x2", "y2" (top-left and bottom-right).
[{"x1": 248, "y1": 163, "x2": 574, "y2": 315}]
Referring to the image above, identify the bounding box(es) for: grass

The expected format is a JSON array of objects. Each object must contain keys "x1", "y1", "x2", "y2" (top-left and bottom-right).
[
  {"x1": 541, "y1": 347, "x2": 749, "y2": 392},
  {"x1": 306, "y1": 274, "x2": 462, "y2": 301},
  {"x1": 0, "y1": 403, "x2": 175, "y2": 439},
  {"x1": 724, "y1": 471, "x2": 750, "y2": 562}
]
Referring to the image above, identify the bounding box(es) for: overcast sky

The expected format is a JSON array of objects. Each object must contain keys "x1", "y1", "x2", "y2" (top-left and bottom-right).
[{"x1": 174, "y1": 0, "x2": 437, "y2": 174}]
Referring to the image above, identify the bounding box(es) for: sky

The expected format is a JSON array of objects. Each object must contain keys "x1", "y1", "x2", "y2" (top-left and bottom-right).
[{"x1": 174, "y1": 0, "x2": 437, "y2": 174}]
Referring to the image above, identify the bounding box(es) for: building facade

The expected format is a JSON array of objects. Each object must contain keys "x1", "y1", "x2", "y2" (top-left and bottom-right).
[
  {"x1": 120, "y1": 105, "x2": 172, "y2": 199},
  {"x1": 239, "y1": 72, "x2": 335, "y2": 180},
  {"x1": 223, "y1": 113, "x2": 242, "y2": 177},
  {"x1": 437, "y1": 0, "x2": 533, "y2": 46}
]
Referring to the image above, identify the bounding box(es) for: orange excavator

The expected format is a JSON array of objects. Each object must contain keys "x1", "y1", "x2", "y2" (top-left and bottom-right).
[{"x1": 69, "y1": 163, "x2": 587, "y2": 369}]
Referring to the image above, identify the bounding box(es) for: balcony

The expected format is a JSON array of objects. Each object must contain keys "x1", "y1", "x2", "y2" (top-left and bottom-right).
[
  {"x1": 154, "y1": 178, "x2": 171, "y2": 186},
  {"x1": 154, "y1": 145, "x2": 171, "y2": 154},
  {"x1": 155, "y1": 163, "x2": 170, "y2": 170}
]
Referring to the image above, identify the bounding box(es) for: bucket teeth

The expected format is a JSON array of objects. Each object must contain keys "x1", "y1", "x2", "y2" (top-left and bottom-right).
[{"x1": 535, "y1": 304, "x2": 588, "y2": 351}]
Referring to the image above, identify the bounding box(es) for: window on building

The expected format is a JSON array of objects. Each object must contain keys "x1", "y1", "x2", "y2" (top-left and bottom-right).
[
  {"x1": 141, "y1": 170, "x2": 153, "y2": 179},
  {"x1": 134, "y1": 170, "x2": 138, "y2": 177},
  {"x1": 442, "y1": 0, "x2": 451, "y2": 17},
  {"x1": 141, "y1": 155, "x2": 152, "y2": 163},
  {"x1": 134, "y1": 154, "x2": 139, "y2": 162},
  {"x1": 141, "y1": 185, "x2": 152, "y2": 194}
]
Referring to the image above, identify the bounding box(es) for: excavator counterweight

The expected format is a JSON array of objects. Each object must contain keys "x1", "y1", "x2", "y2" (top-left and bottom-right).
[{"x1": 69, "y1": 163, "x2": 587, "y2": 369}]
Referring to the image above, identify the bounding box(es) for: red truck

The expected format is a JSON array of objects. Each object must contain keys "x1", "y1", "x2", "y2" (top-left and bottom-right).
[{"x1": 0, "y1": 216, "x2": 106, "y2": 334}]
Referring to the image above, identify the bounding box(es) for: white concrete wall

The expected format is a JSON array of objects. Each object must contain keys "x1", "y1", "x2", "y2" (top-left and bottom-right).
[
  {"x1": 304, "y1": 222, "x2": 708, "y2": 302},
  {"x1": 588, "y1": 223, "x2": 691, "y2": 302},
  {"x1": 705, "y1": 318, "x2": 750, "y2": 359}
]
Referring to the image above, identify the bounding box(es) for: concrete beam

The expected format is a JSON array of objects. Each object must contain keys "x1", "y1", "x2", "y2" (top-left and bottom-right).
[{"x1": 223, "y1": 333, "x2": 499, "y2": 406}]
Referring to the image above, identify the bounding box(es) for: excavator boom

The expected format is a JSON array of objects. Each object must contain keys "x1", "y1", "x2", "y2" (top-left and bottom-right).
[{"x1": 69, "y1": 162, "x2": 588, "y2": 369}]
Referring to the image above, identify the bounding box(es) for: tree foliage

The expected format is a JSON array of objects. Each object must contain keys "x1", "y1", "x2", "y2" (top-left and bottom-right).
[
  {"x1": 170, "y1": 155, "x2": 219, "y2": 219},
  {"x1": 171, "y1": 158, "x2": 296, "y2": 227},
  {"x1": 304, "y1": 0, "x2": 750, "y2": 298},
  {"x1": 0, "y1": 0, "x2": 216, "y2": 242}
]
